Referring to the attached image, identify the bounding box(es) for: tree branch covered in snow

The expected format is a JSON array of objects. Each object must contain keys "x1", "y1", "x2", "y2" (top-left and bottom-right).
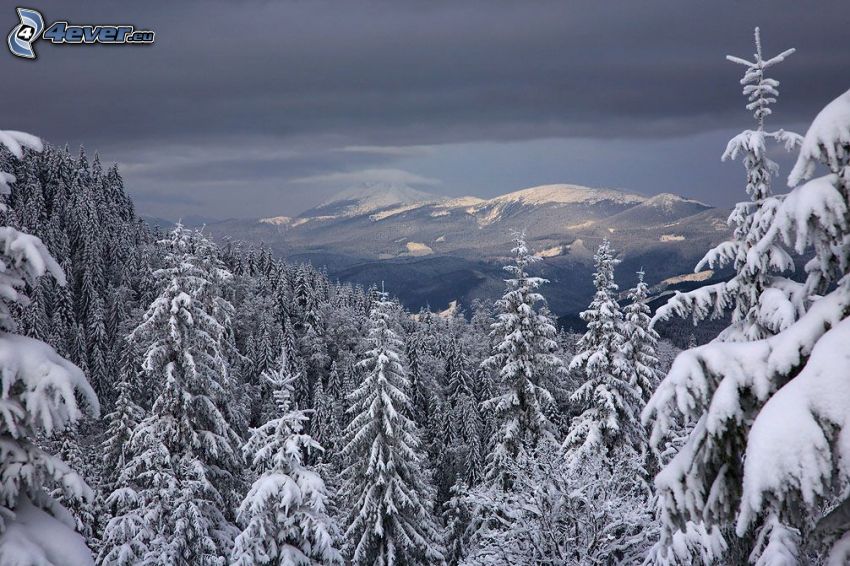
[
  {"x1": 646, "y1": 86, "x2": 850, "y2": 564},
  {"x1": 654, "y1": 29, "x2": 801, "y2": 343},
  {"x1": 0, "y1": 130, "x2": 99, "y2": 566}
]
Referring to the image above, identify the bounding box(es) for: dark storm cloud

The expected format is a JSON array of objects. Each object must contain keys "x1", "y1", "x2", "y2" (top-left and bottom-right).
[{"x1": 3, "y1": 0, "x2": 849, "y2": 217}]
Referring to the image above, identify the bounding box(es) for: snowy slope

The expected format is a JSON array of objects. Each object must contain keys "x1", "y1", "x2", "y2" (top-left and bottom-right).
[
  {"x1": 299, "y1": 182, "x2": 445, "y2": 218},
  {"x1": 211, "y1": 181, "x2": 724, "y2": 266},
  {"x1": 485, "y1": 183, "x2": 644, "y2": 207},
  {"x1": 288, "y1": 182, "x2": 652, "y2": 224}
]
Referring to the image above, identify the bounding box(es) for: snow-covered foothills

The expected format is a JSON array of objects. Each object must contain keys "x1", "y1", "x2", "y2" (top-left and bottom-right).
[{"x1": 1, "y1": 28, "x2": 849, "y2": 566}]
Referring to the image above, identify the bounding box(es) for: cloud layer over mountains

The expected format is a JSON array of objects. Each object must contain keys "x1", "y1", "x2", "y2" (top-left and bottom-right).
[{"x1": 9, "y1": 0, "x2": 849, "y2": 218}]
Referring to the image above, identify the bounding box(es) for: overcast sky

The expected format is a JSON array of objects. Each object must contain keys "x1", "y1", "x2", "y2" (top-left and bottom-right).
[{"x1": 4, "y1": 0, "x2": 849, "y2": 219}]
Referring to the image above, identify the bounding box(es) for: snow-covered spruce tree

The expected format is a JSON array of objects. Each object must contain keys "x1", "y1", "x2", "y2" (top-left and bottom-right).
[
  {"x1": 480, "y1": 233, "x2": 562, "y2": 490},
  {"x1": 405, "y1": 329, "x2": 431, "y2": 432},
  {"x1": 644, "y1": 89, "x2": 850, "y2": 564},
  {"x1": 461, "y1": 438, "x2": 654, "y2": 566},
  {"x1": 324, "y1": 360, "x2": 347, "y2": 456},
  {"x1": 189, "y1": 229, "x2": 251, "y2": 444},
  {"x1": 338, "y1": 292, "x2": 444, "y2": 565},
  {"x1": 622, "y1": 269, "x2": 662, "y2": 405},
  {"x1": 18, "y1": 279, "x2": 48, "y2": 341},
  {"x1": 98, "y1": 227, "x2": 242, "y2": 565},
  {"x1": 311, "y1": 377, "x2": 340, "y2": 466},
  {"x1": 654, "y1": 28, "x2": 801, "y2": 342},
  {"x1": 53, "y1": 425, "x2": 97, "y2": 542},
  {"x1": 230, "y1": 364, "x2": 341, "y2": 565},
  {"x1": 0, "y1": 130, "x2": 100, "y2": 565},
  {"x1": 100, "y1": 346, "x2": 144, "y2": 491},
  {"x1": 566, "y1": 239, "x2": 643, "y2": 464},
  {"x1": 443, "y1": 343, "x2": 484, "y2": 488}
]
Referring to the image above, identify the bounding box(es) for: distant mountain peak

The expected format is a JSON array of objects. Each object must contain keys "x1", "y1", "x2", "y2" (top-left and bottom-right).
[
  {"x1": 643, "y1": 192, "x2": 708, "y2": 209},
  {"x1": 489, "y1": 183, "x2": 646, "y2": 207},
  {"x1": 303, "y1": 182, "x2": 444, "y2": 218}
]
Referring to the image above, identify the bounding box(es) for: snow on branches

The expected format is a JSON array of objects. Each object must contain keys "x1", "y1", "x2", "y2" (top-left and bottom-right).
[
  {"x1": 337, "y1": 293, "x2": 444, "y2": 565},
  {"x1": 481, "y1": 232, "x2": 562, "y2": 490},
  {"x1": 0, "y1": 130, "x2": 99, "y2": 566},
  {"x1": 567, "y1": 239, "x2": 643, "y2": 464},
  {"x1": 231, "y1": 366, "x2": 340, "y2": 565},
  {"x1": 654, "y1": 28, "x2": 800, "y2": 343},
  {"x1": 646, "y1": 84, "x2": 850, "y2": 564}
]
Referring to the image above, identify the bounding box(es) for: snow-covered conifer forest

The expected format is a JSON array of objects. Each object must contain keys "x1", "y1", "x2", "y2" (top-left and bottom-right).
[{"x1": 2, "y1": 27, "x2": 850, "y2": 566}]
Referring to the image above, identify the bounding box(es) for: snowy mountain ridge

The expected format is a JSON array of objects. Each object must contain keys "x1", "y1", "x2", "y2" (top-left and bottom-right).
[
  {"x1": 299, "y1": 182, "x2": 447, "y2": 219},
  {"x1": 486, "y1": 183, "x2": 645, "y2": 207},
  {"x1": 208, "y1": 180, "x2": 729, "y2": 318},
  {"x1": 261, "y1": 182, "x2": 699, "y2": 226}
]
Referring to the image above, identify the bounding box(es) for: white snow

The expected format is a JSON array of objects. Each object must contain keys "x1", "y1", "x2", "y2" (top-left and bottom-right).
[
  {"x1": 757, "y1": 173, "x2": 847, "y2": 256},
  {"x1": 0, "y1": 131, "x2": 41, "y2": 195},
  {"x1": 404, "y1": 242, "x2": 433, "y2": 256},
  {"x1": 644, "y1": 193, "x2": 707, "y2": 211},
  {"x1": 437, "y1": 300, "x2": 459, "y2": 318},
  {"x1": 534, "y1": 245, "x2": 564, "y2": 258},
  {"x1": 468, "y1": 184, "x2": 645, "y2": 226},
  {"x1": 660, "y1": 234, "x2": 686, "y2": 242},
  {"x1": 739, "y1": 315, "x2": 850, "y2": 533},
  {"x1": 438, "y1": 196, "x2": 485, "y2": 208},
  {"x1": 647, "y1": 288, "x2": 850, "y2": 446},
  {"x1": 789, "y1": 89, "x2": 850, "y2": 185},
  {"x1": 0, "y1": 496, "x2": 94, "y2": 566},
  {"x1": 1, "y1": 332, "x2": 99, "y2": 433},
  {"x1": 369, "y1": 203, "x2": 423, "y2": 221},
  {"x1": 429, "y1": 196, "x2": 484, "y2": 217},
  {"x1": 314, "y1": 182, "x2": 442, "y2": 217},
  {"x1": 488, "y1": 184, "x2": 645, "y2": 206},
  {"x1": 476, "y1": 205, "x2": 505, "y2": 227},
  {"x1": 464, "y1": 184, "x2": 647, "y2": 226},
  {"x1": 661, "y1": 270, "x2": 714, "y2": 286},
  {"x1": 258, "y1": 215, "x2": 292, "y2": 226}
]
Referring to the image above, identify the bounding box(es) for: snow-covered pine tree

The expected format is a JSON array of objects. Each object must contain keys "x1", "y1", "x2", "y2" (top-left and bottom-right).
[
  {"x1": 231, "y1": 364, "x2": 341, "y2": 565},
  {"x1": 50, "y1": 262, "x2": 76, "y2": 355},
  {"x1": 481, "y1": 233, "x2": 561, "y2": 490},
  {"x1": 440, "y1": 344, "x2": 484, "y2": 565},
  {"x1": 86, "y1": 294, "x2": 109, "y2": 400},
  {"x1": 644, "y1": 89, "x2": 850, "y2": 564},
  {"x1": 443, "y1": 342, "x2": 484, "y2": 489},
  {"x1": 18, "y1": 279, "x2": 48, "y2": 341},
  {"x1": 325, "y1": 360, "x2": 347, "y2": 447},
  {"x1": 338, "y1": 292, "x2": 444, "y2": 565},
  {"x1": 0, "y1": 130, "x2": 100, "y2": 565},
  {"x1": 443, "y1": 482, "x2": 472, "y2": 566},
  {"x1": 405, "y1": 329, "x2": 431, "y2": 431},
  {"x1": 311, "y1": 376, "x2": 340, "y2": 464},
  {"x1": 566, "y1": 239, "x2": 643, "y2": 464},
  {"x1": 98, "y1": 226, "x2": 241, "y2": 565},
  {"x1": 622, "y1": 269, "x2": 662, "y2": 405},
  {"x1": 54, "y1": 425, "x2": 97, "y2": 541},
  {"x1": 461, "y1": 438, "x2": 654, "y2": 566},
  {"x1": 190, "y1": 230, "x2": 250, "y2": 442},
  {"x1": 100, "y1": 345, "x2": 144, "y2": 491},
  {"x1": 70, "y1": 322, "x2": 89, "y2": 374},
  {"x1": 654, "y1": 28, "x2": 801, "y2": 342}
]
